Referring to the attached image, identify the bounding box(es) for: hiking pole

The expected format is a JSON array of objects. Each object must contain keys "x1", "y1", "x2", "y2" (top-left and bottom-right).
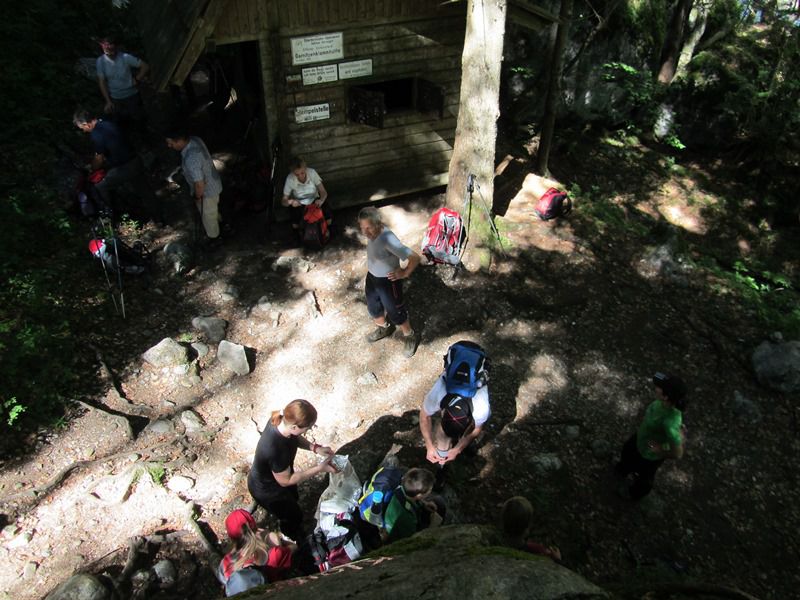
[
  {"x1": 92, "y1": 234, "x2": 121, "y2": 316},
  {"x1": 453, "y1": 174, "x2": 476, "y2": 280},
  {"x1": 473, "y1": 177, "x2": 506, "y2": 257},
  {"x1": 110, "y1": 237, "x2": 127, "y2": 319}
]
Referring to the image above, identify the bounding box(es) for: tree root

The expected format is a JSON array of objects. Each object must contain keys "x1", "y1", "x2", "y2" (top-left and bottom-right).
[{"x1": 0, "y1": 435, "x2": 186, "y2": 509}]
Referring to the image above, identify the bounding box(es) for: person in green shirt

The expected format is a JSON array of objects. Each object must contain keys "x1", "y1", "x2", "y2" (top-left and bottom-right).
[{"x1": 615, "y1": 372, "x2": 688, "y2": 499}]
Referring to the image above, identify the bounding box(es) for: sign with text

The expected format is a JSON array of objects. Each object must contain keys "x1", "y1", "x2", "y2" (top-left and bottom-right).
[
  {"x1": 338, "y1": 59, "x2": 373, "y2": 80},
  {"x1": 302, "y1": 64, "x2": 338, "y2": 86},
  {"x1": 295, "y1": 103, "x2": 331, "y2": 123},
  {"x1": 291, "y1": 32, "x2": 343, "y2": 65}
]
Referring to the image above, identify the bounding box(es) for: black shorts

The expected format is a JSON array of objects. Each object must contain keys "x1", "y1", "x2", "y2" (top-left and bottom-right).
[{"x1": 365, "y1": 272, "x2": 408, "y2": 325}]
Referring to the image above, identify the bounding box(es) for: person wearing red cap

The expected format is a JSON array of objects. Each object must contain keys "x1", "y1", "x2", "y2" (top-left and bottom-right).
[
  {"x1": 216, "y1": 509, "x2": 294, "y2": 597},
  {"x1": 248, "y1": 400, "x2": 337, "y2": 542},
  {"x1": 96, "y1": 37, "x2": 149, "y2": 128}
]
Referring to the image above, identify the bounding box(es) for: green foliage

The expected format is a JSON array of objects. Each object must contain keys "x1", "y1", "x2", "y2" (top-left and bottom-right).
[
  {"x1": 146, "y1": 464, "x2": 166, "y2": 486},
  {"x1": 625, "y1": 0, "x2": 669, "y2": 61},
  {"x1": 570, "y1": 183, "x2": 648, "y2": 238},
  {"x1": 699, "y1": 257, "x2": 800, "y2": 337},
  {"x1": 0, "y1": 0, "x2": 124, "y2": 434}
]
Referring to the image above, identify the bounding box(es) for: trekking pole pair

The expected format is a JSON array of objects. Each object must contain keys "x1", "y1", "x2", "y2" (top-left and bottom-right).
[
  {"x1": 91, "y1": 215, "x2": 126, "y2": 319},
  {"x1": 455, "y1": 173, "x2": 505, "y2": 277}
]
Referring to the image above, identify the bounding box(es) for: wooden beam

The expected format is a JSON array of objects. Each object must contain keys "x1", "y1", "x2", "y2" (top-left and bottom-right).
[
  {"x1": 171, "y1": 0, "x2": 231, "y2": 86},
  {"x1": 509, "y1": 0, "x2": 560, "y2": 23}
]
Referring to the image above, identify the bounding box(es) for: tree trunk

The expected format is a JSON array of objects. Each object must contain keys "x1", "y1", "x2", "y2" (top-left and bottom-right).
[
  {"x1": 656, "y1": 0, "x2": 694, "y2": 84},
  {"x1": 445, "y1": 0, "x2": 507, "y2": 210},
  {"x1": 537, "y1": 0, "x2": 574, "y2": 176},
  {"x1": 674, "y1": 0, "x2": 709, "y2": 80}
]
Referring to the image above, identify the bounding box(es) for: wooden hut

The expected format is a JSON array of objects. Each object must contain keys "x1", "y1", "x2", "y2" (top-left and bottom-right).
[
  {"x1": 136, "y1": 0, "x2": 466, "y2": 209},
  {"x1": 135, "y1": 0, "x2": 556, "y2": 209}
]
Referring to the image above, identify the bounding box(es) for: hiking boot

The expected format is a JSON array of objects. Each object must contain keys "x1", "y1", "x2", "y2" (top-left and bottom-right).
[
  {"x1": 403, "y1": 331, "x2": 419, "y2": 358},
  {"x1": 366, "y1": 323, "x2": 395, "y2": 343}
]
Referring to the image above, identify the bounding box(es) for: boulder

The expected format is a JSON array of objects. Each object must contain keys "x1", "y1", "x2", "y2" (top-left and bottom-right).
[
  {"x1": 45, "y1": 574, "x2": 110, "y2": 600},
  {"x1": 180, "y1": 409, "x2": 205, "y2": 433},
  {"x1": 163, "y1": 241, "x2": 193, "y2": 275},
  {"x1": 247, "y1": 525, "x2": 609, "y2": 600},
  {"x1": 191, "y1": 316, "x2": 228, "y2": 343},
  {"x1": 218, "y1": 340, "x2": 251, "y2": 375},
  {"x1": 752, "y1": 340, "x2": 800, "y2": 393},
  {"x1": 143, "y1": 338, "x2": 191, "y2": 368}
]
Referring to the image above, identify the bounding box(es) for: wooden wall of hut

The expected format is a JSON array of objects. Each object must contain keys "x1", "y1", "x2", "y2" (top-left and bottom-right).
[{"x1": 262, "y1": 0, "x2": 467, "y2": 207}]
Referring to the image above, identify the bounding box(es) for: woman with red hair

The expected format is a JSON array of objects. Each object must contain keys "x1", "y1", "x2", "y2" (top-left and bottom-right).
[{"x1": 247, "y1": 400, "x2": 336, "y2": 541}]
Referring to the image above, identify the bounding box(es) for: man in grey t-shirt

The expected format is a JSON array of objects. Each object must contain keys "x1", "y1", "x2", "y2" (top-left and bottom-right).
[
  {"x1": 358, "y1": 207, "x2": 421, "y2": 357},
  {"x1": 165, "y1": 129, "x2": 223, "y2": 242}
]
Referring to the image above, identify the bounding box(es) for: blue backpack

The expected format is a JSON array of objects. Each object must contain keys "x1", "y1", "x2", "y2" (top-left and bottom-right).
[
  {"x1": 443, "y1": 341, "x2": 490, "y2": 398},
  {"x1": 358, "y1": 467, "x2": 406, "y2": 529}
]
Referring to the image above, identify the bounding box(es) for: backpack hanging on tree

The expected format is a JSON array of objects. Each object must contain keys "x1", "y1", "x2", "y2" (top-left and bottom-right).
[
  {"x1": 357, "y1": 466, "x2": 405, "y2": 529},
  {"x1": 534, "y1": 188, "x2": 572, "y2": 221},
  {"x1": 443, "y1": 340, "x2": 490, "y2": 398},
  {"x1": 421, "y1": 207, "x2": 466, "y2": 265},
  {"x1": 302, "y1": 204, "x2": 330, "y2": 249}
]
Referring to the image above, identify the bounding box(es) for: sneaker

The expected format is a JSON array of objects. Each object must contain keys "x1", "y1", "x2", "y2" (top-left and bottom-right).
[
  {"x1": 403, "y1": 331, "x2": 419, "y2": 358},
  {"x1": 366, "y1": 323, "x2": 395, "y2": 343}
]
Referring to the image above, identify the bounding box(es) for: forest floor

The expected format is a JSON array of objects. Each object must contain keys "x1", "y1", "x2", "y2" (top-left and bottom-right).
[{"x1": 0, "y1": 129, "x2": 798, "y2": 600}]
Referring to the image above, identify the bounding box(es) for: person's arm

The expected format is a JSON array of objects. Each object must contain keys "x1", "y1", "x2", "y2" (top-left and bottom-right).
[
  {"x1": 297, "y1": 436, "x2": 334, "y2": 458},
  {"x1": 193, "y1": 181, "x2": 206, "y2": 206},
  {"x1": 419, "y1": 408, "x2": 442, "y2": 464},
  {"x1": 314, "y1": 182, "x2": 328, "y2": 206},
  {"x1": 272, "y1": 457, "x2": 336, "y2": 487},
  {"x1": 98, "y1": 76, "x2": 114, "y2": 113},
  {"x1": 443, "y1": 425, "x2": 482, "y2": 463},
  {"x1": 281, "y1": 178, "x2": 301, "y2": 207},
  {"x1": 134, "y1": 60, "x2": 149, "y2": 83},
  {"x1": 387, "y1": 251, "x2": 421, "y2": 281},
  {"x1": 90, "y1": 153, "x2": 105, "y2": 171}
]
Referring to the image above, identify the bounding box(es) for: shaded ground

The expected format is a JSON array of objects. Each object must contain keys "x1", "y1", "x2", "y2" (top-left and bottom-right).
[{"x1": 1, "y1": 130, "x2": 798, "y2": 600}]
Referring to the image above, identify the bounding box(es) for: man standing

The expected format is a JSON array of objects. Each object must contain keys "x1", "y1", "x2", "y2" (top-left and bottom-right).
[
  {"x1": 96, "y1": 38, "x2": 149, "y2": 128},
  {"x1": 165, "y1": 129, "x2": 223, "y2": 244},
  {"x1": 357, "y1": 207, "x2": 420, "y2": 358},
  {"x1": 73, "y1": 108, "x2": 157, "y2": 221},
  {"x1": 615, "y1": 372, "x2": 688, "y2": 500}
]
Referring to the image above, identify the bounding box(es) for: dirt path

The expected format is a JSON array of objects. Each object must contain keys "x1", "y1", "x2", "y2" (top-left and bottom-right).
[{"x1": 1, "y1": 162, "x2": 797, "y2": 599}]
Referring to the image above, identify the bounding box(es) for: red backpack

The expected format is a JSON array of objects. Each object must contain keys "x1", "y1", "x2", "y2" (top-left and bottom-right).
[
  {"x1": 302, "y1": 205, "x2": 330, "y2": 249},
  {"x1": 534, "y1": 188, "x2": 572, "y2": 221},
  {"x1": 421, "y1": 207, "x2": 466, "y2": 265}
]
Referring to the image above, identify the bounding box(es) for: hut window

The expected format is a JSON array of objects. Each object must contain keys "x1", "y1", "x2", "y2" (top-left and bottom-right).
[{"x1": 348, "y1": 77, "x2": 443, "y2": 128}]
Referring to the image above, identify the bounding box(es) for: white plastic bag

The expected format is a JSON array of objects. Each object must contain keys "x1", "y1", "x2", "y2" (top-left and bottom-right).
[{"x1": 314, "y1": 455, "x2": 362, "y2": 523}]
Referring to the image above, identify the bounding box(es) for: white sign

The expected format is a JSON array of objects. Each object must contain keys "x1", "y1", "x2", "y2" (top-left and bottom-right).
[
  {"x1": 295, "y1": 103, "x2": 331, "y2": 123},
  {"x1": 302, "y1": 64, "x2": 338, "y2": 86},
  {"x1": 338, "y1": 59, "x2": 373, "y2": 80},
  {"x1": 291, "y1": 32, "x2": 343, "y2": 65}
]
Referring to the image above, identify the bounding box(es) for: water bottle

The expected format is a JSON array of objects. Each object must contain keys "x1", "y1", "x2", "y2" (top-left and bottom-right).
[{"x1": 371, "y1": 490, "x2": 384, "y2": 515}]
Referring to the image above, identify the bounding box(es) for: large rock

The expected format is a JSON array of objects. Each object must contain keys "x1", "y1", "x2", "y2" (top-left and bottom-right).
[
  {"x1": 45, "y1": 574, "x2": 110, "y2": 600},
  {"x1": 218, "y1": 340, "x2": 251, "y2": 375},
  {"x1": 191, "y1": 316, "x2": 228, "y2": 343},
  {"x1": 163, "y1": 241, "x2": 193, "y2": 275},
  {"x1": 254, "y1": 525, "x2": 608, "y2": 599},
  {"x1": 752, "y1": 340, "x2": 800, "y2": 393},
  {"x1": 143, "y1": 338, "x2": 191, "y2": 368}
]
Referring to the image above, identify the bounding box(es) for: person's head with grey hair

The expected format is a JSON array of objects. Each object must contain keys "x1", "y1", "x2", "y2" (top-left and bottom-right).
[
  {"x1": 358, "y1": 206, "x2": 384, "y2": 240},
  {"x1": 72, "y1": 108, "x2": 97, "y2": 131}
]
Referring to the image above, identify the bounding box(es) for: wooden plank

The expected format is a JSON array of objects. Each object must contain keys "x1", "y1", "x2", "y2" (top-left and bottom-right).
[
  {"x1": 292, "y1": 119, "x2": 456, "y2": 149},
  {"x1": 172, "y1": 0, "x2": 231, "y2": 85},
  {"x1": 304, "y1": 138, "x2": 454, "y2": 167}
]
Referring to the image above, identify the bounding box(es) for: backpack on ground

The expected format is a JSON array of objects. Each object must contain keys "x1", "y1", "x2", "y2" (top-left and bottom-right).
[
  {"x1": 302, "y1": 204, "x2": 330, "y2": 249},
  {"x1": 439, "y1": 393, "x2": 475, "y2": 439},
  {"x1": 421, "y1": 207, "x2": 466, "y2": 265},
  {"x1": 306, "y1": 512, "x2": 365, "y2": 572},
  {"x1": 89, "y1": 238, "x2": 150, "y2": 275},
  {"x1": 534, "y1": 188, "x2": 572, "y2": 221},
  {"x1": 443, "y1": 340, "x2": 490, "y2": 398},
  {"x1": 358, "y1": 466, "x2": 405, "y2": 529}
]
